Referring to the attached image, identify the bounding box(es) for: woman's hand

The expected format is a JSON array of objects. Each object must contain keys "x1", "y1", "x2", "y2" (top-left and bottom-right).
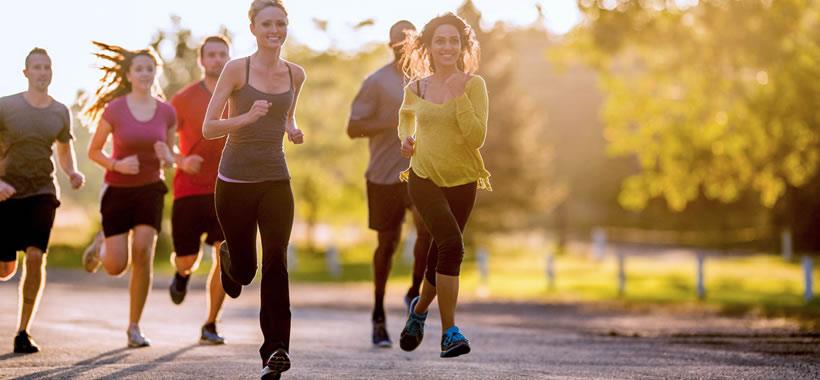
[
  {"x1": 401, "y1": 136, "x2": 416, "y2": 158},
  {"x1": 286, "y1": 127, "x2": 304, "y2": 144},
  {"x1": 113, "y1": 154, "x2": 140, "y2": 175},
  {"x1": 444, "y1": 72, "x2": 470, "y2": 97},
  {"x1": 243, "y1": 100, "x2": 271, "y2": 125}
]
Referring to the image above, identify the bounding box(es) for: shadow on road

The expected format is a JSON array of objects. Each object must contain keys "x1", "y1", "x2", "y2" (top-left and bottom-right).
[
  {"x1": 10, "y1": 345, "x2": 198, "y2": 380},
  {"x1": 12, "y1": 347, "x2": 131, "y2": 379},
  {"x1": 96, "y1": 344, "x2": 199, "y2": 380}
]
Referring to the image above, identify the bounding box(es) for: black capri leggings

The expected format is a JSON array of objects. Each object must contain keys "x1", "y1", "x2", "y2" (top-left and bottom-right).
[
  {"x1": 214, "y1": 179, "x2": 293, "y2": 365},
  {"x1": 407, "y1": 170, "x2": 476, "y2": 286}
]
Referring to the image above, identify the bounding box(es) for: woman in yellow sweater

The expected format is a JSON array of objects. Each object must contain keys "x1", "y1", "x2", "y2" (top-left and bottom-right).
[{"x1": 397, "y1": 12, "x2": 490, "y2": 358}]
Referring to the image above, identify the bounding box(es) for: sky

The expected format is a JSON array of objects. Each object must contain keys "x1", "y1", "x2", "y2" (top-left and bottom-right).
[{"x1": 0, "y1": 0, "x2": 582, "y2": 104}]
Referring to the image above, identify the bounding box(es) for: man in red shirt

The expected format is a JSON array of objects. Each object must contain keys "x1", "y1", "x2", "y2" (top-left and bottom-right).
[{"x1": 168, "y1": 36, "x2": 230, "y2": 344}]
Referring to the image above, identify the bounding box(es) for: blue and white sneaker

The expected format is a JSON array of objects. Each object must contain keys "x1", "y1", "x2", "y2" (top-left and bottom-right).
[
  {"x1": 440, "y1": 325, "x2": 470, "y2": 358},
  {"x1": 399, "y1": 296, "x2": 427, "y2": 352}
]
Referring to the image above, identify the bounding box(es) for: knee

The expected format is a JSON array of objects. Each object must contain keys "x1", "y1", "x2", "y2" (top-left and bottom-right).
[
  {"x1": 25, "y1": 250, "x2": 45, "y2": 269},
  {"x1": 174, "y1": 254, "x2": 197, "y2": 273},
  {"x1": 103, "y1": 260, "x2": 128, "y2": 276},
  {"x1": 435, "y1": 236, "x2": 464, "y2": 276},
  {"x1": 0, "y1": 262, "x2": 17, "y2": 281},
  {"x1": 376, "y1": 230, "x2": 400, "y2": 256},
  {"x1": 235, "y1": 267, "x2": 256, "y2": 285}
]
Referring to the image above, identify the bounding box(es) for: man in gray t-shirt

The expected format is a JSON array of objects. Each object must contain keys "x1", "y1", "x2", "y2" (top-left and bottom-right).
[
  {"x1": 347, "y1": 20, "x2": 432, "y2": 348},
  {"x1": 0, "y1": 48, "x2": 85, "y2": 354}
]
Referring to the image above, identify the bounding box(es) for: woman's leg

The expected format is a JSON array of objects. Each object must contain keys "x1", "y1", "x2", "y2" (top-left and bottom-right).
[
  {"x1": 129, "y1": 225, "x2": 157, "y2": 325},
  {"x1": 214, "y1": 180, "x2": 263, "y2": 286},
  {"x1": 256, "y1": 181, "x2": 294, "y2": 365},
  {"x1": 205, "y1": 240, "x2": 226, "y2": 325},
  {"x1": 434, "y1": 183, "x2": 476, "y2": 332},
  {"x1": 101, "y1": 234, "x2": 130, "y2": 276}
]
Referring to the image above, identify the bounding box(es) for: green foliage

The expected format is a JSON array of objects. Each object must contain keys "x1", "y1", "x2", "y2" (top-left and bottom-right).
[
  {"x1": 569, "y1": 0, "x2": 820, "y2": 211},
  {"x1": 457, "y1": 1, "x2": 565, "y2": 239}
]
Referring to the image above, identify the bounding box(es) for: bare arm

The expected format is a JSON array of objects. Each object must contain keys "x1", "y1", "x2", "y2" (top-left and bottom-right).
[
  {"x1": 346, "y1": 79, "x2": 395, "y2": 138},
  {"x1": 347, "y1": 111, "x2": 399, "y2": 139},
  {"x1": 202, "y1": 59, "x2": 264, "y2": 140},
  {"x1": 88, "y1": 118, "x2": 139, "y2": 175},
  {"x1": 55, "y1": 141, "x2": 85, "y2": 189},
  {"x1": 285, "y1": 62, "x2": 306, "y2": 144},
  {"x1": 87, "y1": 118, "x2": 117, "y2": 170}
]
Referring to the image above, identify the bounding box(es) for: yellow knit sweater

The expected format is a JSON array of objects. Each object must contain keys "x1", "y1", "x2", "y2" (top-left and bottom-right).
[{"x1": 398, "y1": 75, "x2": 492, "y2": 190}]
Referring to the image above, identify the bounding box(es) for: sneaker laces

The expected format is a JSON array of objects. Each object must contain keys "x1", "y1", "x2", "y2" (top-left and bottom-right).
[
  {"x1": 405, "y1": 312, "x2": 426, "y2": 336},
  {"x1": 443, "y1": 327, "x2": 467, "y2": 346}
]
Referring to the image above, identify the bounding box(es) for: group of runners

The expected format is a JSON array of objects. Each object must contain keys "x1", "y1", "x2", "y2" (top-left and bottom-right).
[{"x1": 0, "y1": 1, "x2": 491, "y2": 378}]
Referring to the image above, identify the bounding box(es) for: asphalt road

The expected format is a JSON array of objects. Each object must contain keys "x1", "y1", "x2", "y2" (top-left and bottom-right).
[{"x1": 1, "y1": 269, "x2": 818, "y2": 379}]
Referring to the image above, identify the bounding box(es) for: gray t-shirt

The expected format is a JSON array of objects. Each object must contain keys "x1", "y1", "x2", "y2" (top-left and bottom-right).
[
  {"x1": 0, "y1": 93, "x2": 72, "y2": 199},
  {"x1": 350, "y1": 64, "x2": 409, "y2": 185}
]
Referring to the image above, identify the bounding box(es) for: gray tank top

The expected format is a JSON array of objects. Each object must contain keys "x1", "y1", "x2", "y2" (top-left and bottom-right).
[{"x1": 218, "y1": 57, "x2": 293, "y2": 182}]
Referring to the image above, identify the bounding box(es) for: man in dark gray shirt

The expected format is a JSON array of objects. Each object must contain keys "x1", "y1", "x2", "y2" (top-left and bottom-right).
[
  {"x1": 0, "y1": 48, "x2": 85, "y2": 354},
  {"x1": 347, "y1": 20, "x2": 432, "y2": 348}
]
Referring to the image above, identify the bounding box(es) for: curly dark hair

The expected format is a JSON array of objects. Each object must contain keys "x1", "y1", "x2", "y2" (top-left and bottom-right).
[{"x1": 401, "y1": 12, "x2": 480, "y2": 81}]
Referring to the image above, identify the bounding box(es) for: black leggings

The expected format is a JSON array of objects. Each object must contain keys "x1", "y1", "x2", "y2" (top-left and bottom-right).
[
  {"x1": 407, "y1": 170, "x2": 476, "y2": 286},
  {"x1": 214, "y1": 179, "x2": 293, "y2": 365}
]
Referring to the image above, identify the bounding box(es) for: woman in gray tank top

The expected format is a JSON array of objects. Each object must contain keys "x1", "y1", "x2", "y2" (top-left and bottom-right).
[{"x1": 202, "y1": 1, "x2": 305, "y2": 379}]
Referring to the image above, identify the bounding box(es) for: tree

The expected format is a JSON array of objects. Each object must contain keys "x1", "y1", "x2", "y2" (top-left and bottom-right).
[
  {"x1": 568, "y1": 0, "x2": 820, "y2": 213},
  {"x1": 457, "y1": 1, "x2": 565, "y2": 243}
]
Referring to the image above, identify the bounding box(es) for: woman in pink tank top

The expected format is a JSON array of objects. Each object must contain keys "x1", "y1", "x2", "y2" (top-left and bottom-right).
[{"x1": 81, "y1": 42, "x2": 177, "y2": 349}]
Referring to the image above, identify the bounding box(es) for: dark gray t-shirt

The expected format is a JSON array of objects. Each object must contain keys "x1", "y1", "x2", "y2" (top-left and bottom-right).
[
  {"x1": 0, "y1": 93, "x2": 72, "y2": 199},
  {"x1": 350, "y1": 64, "x2": 409, "y2": 185}
]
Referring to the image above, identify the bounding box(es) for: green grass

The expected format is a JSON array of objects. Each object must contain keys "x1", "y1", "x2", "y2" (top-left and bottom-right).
[{"x1": 32, "y1": 233, "x2": 820, "y2": 328}]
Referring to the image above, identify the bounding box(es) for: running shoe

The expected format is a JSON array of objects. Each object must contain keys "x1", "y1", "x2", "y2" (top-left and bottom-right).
[
  {"x1": 82, "y1": 232, "x2": 103, "y2": 273},
  {"x1": 261, "y1": 348, "x2": 290, "y2": 379},
  {"x1": 372, "y1": 318, "x2": 392, "y2": 348},
  {"x1": 13, "y1": 331, "x2": 40, "y2": 354},
  {"x1": 169, "y1": 272, "x2": 190, "y2": 305},
  {"x1": 440, "y1": 325, "x2": 471, "y2": 358},
  {"x1": 200, "y1": 322, "x2": 225, "y2": 345},
  {"x1": 399, "y1": 296, "x2": 427, "y2": 352},
  {"x1": 127, "y1": 325, "x2": 151, "y2": 348},
  {"x1": 219, "y1": 241, "x2": 242, "y2": 298}
]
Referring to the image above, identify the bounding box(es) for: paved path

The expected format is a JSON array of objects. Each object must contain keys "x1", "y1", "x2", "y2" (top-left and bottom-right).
[{"x1": 0, "y1": 269, "x2": 818, "y2": 379}]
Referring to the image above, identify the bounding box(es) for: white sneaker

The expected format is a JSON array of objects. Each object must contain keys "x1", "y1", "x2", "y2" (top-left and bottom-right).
[
  {"x1": 127, "y1": 325, "x2": 151, "y2": 348},
  {"x1": 82, "y1": 232, "x2": 103, "y2": 273}
]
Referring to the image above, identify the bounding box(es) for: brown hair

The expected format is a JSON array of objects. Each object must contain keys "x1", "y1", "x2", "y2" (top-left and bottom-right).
[
  {"x1": 199, "y1": 35, "x2": 231, "y2": 58},
  {"x1": 248, "y1": 0, "x2": 288, "y2": 23},
  {"x1": 81, "y1": 41, "x2": 164, "y2": 126},
  {"x1": 25, "y1": 47, "x2": 50, "y2": 68},
  {"x1": 401, "y1": 12, "x2": 480, "y2": 81}
]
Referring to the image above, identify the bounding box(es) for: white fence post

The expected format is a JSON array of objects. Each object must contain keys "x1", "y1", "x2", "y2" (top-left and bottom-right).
[
  {"x1": 592, "y1": 228, "x2": 607, "y2": 260},
  {"x1": 546, "y1": 253, "x2": 555, "y2": 291},
  {"x1": 803, "y1": 256, "x2": 814, "y2": 303},
  {"x1": 477, "y1": 248, "x2": 489, "y2": 284},
  {"x1": 325, "y1": 246, "x2": 340, "y2": 278},
  {"x1": 617, "y1": 251, "x2": 625, "y2": 297},
  {"x1": 782, "y1": 229, "x2": 793, "y2": 261},
  {"x1": 477, "y1": 248, "x2": 490, "y2": 298},
  {"x1": 696, "y1": 253, "x2": 706, "y2": 300}
]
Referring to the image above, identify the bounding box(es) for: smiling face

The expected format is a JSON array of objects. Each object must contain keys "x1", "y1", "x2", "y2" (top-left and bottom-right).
[
  {"x1": 126, "y1": 54, "x2": 157, "y2": 93},
  {"x1": 429, "y1": 24, "x2": 462, "y2": 71},
  {"x1": 24, "y1": 53, "x2": 52, "y2": 92},
  {"x1": 250, "y1": 6, "x2": 288, "y2": 50}
]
